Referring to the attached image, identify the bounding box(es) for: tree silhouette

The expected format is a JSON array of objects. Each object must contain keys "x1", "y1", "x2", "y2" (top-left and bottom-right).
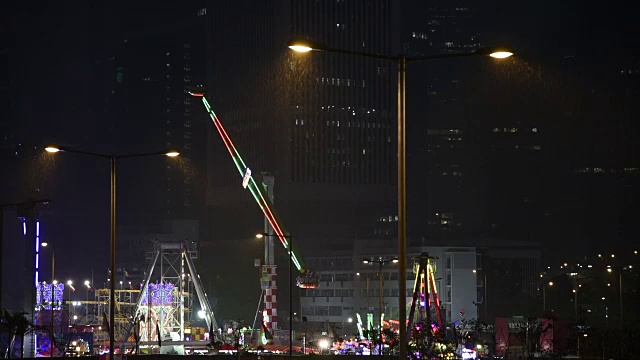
[{"x1": 0, "y1": 309, "x2": 39, "y2": 358}]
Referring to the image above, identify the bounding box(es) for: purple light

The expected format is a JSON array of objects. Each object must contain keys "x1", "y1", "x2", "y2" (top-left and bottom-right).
[
  {"x1": 22, "y1": 219, "x2": 26, "y2": 236},
  {"x1": 36, "y1": 283, "x2": 64, "y2": 310},
  {"x1": 140, "y1": 283, "x2": 175, "y2": 306}
]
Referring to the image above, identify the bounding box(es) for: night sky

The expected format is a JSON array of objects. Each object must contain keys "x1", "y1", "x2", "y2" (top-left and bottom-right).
[{"x1": 2, "y1": 0, "x2": 639, "y2": 321}]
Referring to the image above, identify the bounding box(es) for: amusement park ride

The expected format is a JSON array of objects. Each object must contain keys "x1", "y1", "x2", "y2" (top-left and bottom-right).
[{"x1": 407, "y1": 252, "x2": 445, "y2": 355}]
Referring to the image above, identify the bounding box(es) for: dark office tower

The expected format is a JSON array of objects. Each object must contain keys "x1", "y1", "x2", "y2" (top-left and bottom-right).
[
  {"x1": 204, "y1": 1, "x2": 397, "y2": 242},
  {"x1": 400, "y1": 2, "x2": 482, "y2": 241},
  {"x1": 107, "y1": 7, "x2": 207, "y2": 223},
  {"x1": 288, "y1": 0, "x2": 397, "y2": 237},
  {"x1": 97, "y1": 5, "x2": 209, "y2": 273}
]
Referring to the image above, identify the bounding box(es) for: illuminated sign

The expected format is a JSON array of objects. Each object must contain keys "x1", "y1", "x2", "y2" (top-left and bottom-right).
[
  {"x1": 461, "y1": 348, "x2": 477, "y2": 359},
  {"x1": 242, "y1": 167, "x2": 252, "y2": 188}
]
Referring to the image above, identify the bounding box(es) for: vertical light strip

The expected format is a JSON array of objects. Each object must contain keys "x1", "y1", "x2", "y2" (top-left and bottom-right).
[
  {"x1": 22, "y1": 219, "x2": 26, "y2": 236},
  {"x1": 35, "y1": 220, "x2": 40, "y2": 287}
]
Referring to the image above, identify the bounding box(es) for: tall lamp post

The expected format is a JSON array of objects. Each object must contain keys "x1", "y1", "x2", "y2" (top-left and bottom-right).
[
  {"x1": 256, "y1": 232, "x2": 294, "y2": 359},
  {"x1": 66, "y1": 280, "x2": 74, "y2": 325},
  {"x1": 45, "y1": 146, "x2": 179, "y2": 357},
  {"x1": 41, "y1": 242, "x2": 56, "y2": 357},
  {"x1": 363, "y1": 257, "x2": 398, "y2": 356},
  {"x1": 607, "y1": 265, "x2": 631, "y2": 328},
  {"x1": 84, "y1": 280, "x2": 91, "y2": 318},
  {"x1": 543, "y1": 281, "x2": 553, "y2": 314},
  {"x1": 287, "y1": 39, "x2": 513, "y2": 359}
]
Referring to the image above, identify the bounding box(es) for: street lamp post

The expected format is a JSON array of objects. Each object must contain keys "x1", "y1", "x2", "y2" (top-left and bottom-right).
[
  {"x1": 45, "y1": 146, "x2": 179, "y2": 357},
  {"x1": 257, "y1": 232, "x2": 294, "y2": 359},
  {"x1": 288, "y1": 39, "x2": 513, "y2": 359},
  {"x1": 66, "y1": 280, "x2": 74, "y2": 325},
  {"x1": 66, "y1": 280, "x2": 73, "y2": 302},
  {"x1": 608, "y1": 266, "x2": 629, "y2": 328},
  {"x1": 41, "y1": 242, "x2": 56, "y2": 357},
  {"x1": 543, "y1": 281, "x2": 553, "y2": 314},
  {"x1": 84, "y1": 280, "x2": 90, "y2": 318},
  {"x1": 363, "y1": 257, "x2": 398, "y2": 356}
]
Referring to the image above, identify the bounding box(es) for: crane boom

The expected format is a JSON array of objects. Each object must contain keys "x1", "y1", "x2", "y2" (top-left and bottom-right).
[{"x1": 192, "y1": 91, "x2": 319, "y2": 288}]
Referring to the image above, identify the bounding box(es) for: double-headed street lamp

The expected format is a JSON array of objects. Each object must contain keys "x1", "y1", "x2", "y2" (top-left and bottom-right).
[
  {"x1": 607, "y1": 265, "x2": 633, "y2": 328},
  {"x1": 45, "y1": 146, "x2": 179, "y2": 357},
  {"x1": 256, "y1": 232, "x2": 294, "y2": 358},
  {"x1": 363, "y1": 257, "x2": 398, "y2": 356},
  {"x1": 288, "y1": 38, "x2": 513, "y2": 358}
]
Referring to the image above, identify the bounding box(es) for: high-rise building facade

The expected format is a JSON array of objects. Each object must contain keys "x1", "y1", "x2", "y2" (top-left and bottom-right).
[
  {"x1": 203, "y1": 1, "x2": 398, "y2": 243},
  {"x1": 200, "y1": 0, "x2": 399, "y2": 323},
  {"x1": 98, "y1": 4, "x2": 209, "y2": 273}
]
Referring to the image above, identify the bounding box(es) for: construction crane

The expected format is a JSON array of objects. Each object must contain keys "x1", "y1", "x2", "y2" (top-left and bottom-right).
[
  {"x1": 189, "y1": 87, "x2": 319, "y2": 334},
  {"x1": 189, "y1": 87, "x2": 318, "y2": 288}
]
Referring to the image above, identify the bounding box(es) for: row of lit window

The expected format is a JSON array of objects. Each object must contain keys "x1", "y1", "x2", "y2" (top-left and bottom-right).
[
  {"x1": 318, "y1": 77, "x2": 366, "y2": 87},
  {"x1": 295, "y1": 120, "x2": 389, "y2": 129},
  {"x1": 428, "y1": 129, "x2": 462, "y2": 135},
  {"x1": 378, "y1": 215, "x2": 398, "y2": 223},
  {"x1": 320, "y1": 105, "x2": 379, "y2": 113},
  {"x1": 576, "y1": 167, "x2": 640, "y2": 174},
  {"x1": 493, "y1": 127, "x2": 539, "y2": 133}
]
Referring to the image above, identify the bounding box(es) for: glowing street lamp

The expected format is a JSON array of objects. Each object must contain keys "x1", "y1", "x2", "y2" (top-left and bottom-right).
[
  {"x1": 46, "y1": 146, "x2": 179, "y2": 356},
  {"x1": 543, "y1": 281, "x2": 553, "y2": 314},
  {"x1": 288, "y1": 38, "x2": 513, "y2": 360}
]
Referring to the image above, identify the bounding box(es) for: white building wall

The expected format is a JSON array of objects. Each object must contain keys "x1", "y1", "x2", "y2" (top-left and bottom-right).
[
  {"x1": 299, "y1": 241, "x2": 479, "y2": 329},
  {"x1": 448, "y1": 252, "x2": 478, "y2": 323}
]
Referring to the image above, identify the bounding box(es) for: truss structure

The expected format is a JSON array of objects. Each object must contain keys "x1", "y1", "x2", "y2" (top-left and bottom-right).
[
  {"x1": 407, "y1": 252, "x2": 443, "y2": 332},
  {"x1": 96, "y1": 288, "x2": 139, "y2": 339},
  {"x1": 123, "y1": 240, "x2": 217, "y2": 343}
]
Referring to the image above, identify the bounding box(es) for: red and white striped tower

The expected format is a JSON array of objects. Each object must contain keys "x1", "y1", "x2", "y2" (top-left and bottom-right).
[
  {"x1": 261, "y1": 265, "x2": 278, "y2": 331},
  {"x1": 261, "y1": 175, "x2": 278, "y2": 332}
]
